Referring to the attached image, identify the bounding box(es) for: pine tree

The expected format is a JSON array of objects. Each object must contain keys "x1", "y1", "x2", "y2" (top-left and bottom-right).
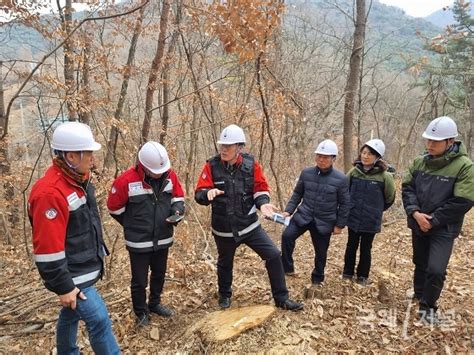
[{"x1": 425, "y1": 0, "x2": 473, "y2": 155}]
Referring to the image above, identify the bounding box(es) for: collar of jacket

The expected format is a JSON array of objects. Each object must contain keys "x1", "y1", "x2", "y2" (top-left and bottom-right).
[
  {"x1": 52, "y1": 160, "x2": 90, "y2": 188},
  {"x1": 315, "y1": 166, "x2": 333, "y2": 175},
  {"x1": 354, "y1": 162, "x2": 382, "y2": 175},
  {"x1": 221, "y1": 154, "x2": 243, "y2": 169},
  {"x1": 135, "y1": 162, "x2": 169, "y2": 187},
  {"x1": 423, "y1": 141, "x2": 465, "y2": 169},
  {"x1": 135, "y1": 162, "x2": 154, "y2": 189}
]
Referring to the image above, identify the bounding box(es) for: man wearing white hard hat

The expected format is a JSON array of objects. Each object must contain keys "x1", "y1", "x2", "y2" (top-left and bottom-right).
[
  {"x1": 402, "y1": 116, "x2": 474, "y2": 325},
  {"x1": 195, "y1": 124, "x2": 303, "y2": 311},
  {"x1": 107, "y1": 142, "x2": 185, "y2": 326},
  {"x1": 342, "y1": 139, "x2": 395, "y2": 286},
  {"x1": 28, "y1": 122, "x2": 120, "y2": 354},
  {"x1": 281, "y1": 139, "x2": 350, "y2": 285}
]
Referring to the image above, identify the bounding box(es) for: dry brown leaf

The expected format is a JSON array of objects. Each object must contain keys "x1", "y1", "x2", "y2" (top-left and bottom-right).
[{"x1": 150, "y1": 327, "x2": 160, "y2": 341}]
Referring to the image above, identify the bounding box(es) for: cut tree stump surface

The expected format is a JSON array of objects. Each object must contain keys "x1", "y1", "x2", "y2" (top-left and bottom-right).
[{"x1": 191, "y1": 305, "x2": 276, "y2": 342}]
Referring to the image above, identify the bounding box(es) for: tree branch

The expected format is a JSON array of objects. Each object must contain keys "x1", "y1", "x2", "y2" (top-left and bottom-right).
[{"x1": 1, "y1": 0, "x2": 150, "y2": 139}]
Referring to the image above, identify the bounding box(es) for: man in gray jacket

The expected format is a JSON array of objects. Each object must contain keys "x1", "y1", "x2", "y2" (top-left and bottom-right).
[{"x1": 281, "y1": 139, "x2": 350, "y2": 285}]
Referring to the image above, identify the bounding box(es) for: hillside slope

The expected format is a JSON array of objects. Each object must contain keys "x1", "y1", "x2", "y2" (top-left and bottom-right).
[{"x1": 0, "y1": 206, "x2": 472, "y2": 353}]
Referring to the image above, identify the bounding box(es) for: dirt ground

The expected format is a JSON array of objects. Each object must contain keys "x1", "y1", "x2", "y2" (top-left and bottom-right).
[{"x1": 0, "y1": 207, "x2": 472, "y2": 353}]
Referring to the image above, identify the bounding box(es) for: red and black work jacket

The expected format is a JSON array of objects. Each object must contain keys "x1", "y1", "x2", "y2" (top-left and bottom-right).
[
  {"x1": 107, "y1": 163, "x2": 185, "y2": 253},
  {"x1": 28, "y1": 164, "x2": 107, "y2": 295},
  {"x1": 194, "y1": 153, "x2": 270, "y2": 242}
]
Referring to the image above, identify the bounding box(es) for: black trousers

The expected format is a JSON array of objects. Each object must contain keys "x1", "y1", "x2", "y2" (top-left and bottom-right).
[
  {"x1": 343, "y1": 228, "x2": 376, "y2": 279},
  {"x1": 281, "y1": 221, "x2": 331, "y2": 283},
  {"x1": 129, "y1": 248, "x2": 169, "y2": 316},
  {"x1": 412, "y1": 232, "x2": 455, "y2": 309},
  {"x1": 214, "y1": 226, "x2": 289, "y2": 303}
]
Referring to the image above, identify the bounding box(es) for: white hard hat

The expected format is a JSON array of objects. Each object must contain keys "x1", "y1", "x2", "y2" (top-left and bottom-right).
[
  {"x1": 315, "y1": 139, "x2": 338, "y2": 156},
  {"x1": 51, "y1": 121, "x2": 101, "y2": 151},
  {"x1": 217, "y1": 124, "x2": 246, "y2": 145},
  {"x1": 364, "y1": 139, "x2": 385, "y2": 157},
  {"x1": 138, "y1": 141, "x2": 170, "y2": 174},
  {"x1": 422, "y1": 116, "x2": 458, "y2": 141}
]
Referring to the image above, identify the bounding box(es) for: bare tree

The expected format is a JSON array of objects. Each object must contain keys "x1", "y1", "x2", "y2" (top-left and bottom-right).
[
  {"x1": 141, "y1": 0, "x2": 171, "y2": 142},
  {"x1": 0, "y1": 61, "x2": 4, "y2": 137},
  {"x1": 159, "y1": 1, "x2": 182, "y2": 144},
  {"x1": 79, "y1": 24, "x2": 92, "y2": 125},
  {"x1": 342, "y1": 0, "x2": 367, "y2": 172},
  {"x1": 104, "y1": 4, "x2": 147, "y2": 172},
  {"x1": 58, "y1": 0, "x2": 78, "y2": 121}
]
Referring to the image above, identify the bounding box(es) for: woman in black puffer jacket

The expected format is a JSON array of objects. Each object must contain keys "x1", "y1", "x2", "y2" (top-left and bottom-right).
[{"x1": 342, "y1": 139, "x2": 396, "y2": 285}]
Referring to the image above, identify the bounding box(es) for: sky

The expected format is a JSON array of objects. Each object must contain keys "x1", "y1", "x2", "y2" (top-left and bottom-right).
[
  {"x1": 0, "y1": 0, "x2": 457, "y2": 22},
  {"x1": 378, "y1": 0, "x2": 453, "y2": 18}
]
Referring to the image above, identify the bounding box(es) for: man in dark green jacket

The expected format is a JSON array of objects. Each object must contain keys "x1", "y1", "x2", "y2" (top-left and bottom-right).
[{"x1": 402, "y1": 116, "x2": 474, "y2": 325}]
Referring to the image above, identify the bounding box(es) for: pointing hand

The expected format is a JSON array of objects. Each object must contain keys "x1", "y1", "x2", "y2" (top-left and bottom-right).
[{"x1": 207, "y1": 188, "x2": 225, "y2": 201}]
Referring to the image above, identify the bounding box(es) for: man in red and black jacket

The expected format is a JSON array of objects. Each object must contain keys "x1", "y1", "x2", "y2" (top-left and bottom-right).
[
  {"x1": 107, "y1": 141, "x2": 184, "y2": 326},
  {"x1": 195, "y1": 124, "x2": 303, "y2": 311},
  {"x1": 29, "y1": 122, "x2": 119, "y2": 354}
]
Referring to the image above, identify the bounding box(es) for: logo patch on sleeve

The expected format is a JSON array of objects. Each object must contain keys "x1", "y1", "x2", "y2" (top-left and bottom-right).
[
  {"x1": 45, "y1": 208, "x2": 58, "y2": 220},
  {"x1": 201, "y1": 172, "x2": 207, "y2": 180},
  {"x1": 111, "y1": 187, "x2": 117, "y2": 194}
]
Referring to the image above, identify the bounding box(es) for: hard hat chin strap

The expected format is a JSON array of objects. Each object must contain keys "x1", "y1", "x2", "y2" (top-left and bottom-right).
[
  {"x1": 444, "y1": 140, "x2": 455, "y2": 154},
  {"x1": 61, "y1": 151, "x2": 83, "y2": 171}
]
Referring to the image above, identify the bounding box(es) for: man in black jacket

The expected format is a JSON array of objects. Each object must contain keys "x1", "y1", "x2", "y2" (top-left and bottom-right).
[
  {"x1": 281, "y1": 139, "x2": 350, "y2": 285},
  {"x1": 195, "y1": 124, "x2": 303, "y2": 311},
  {"x1": 107, "y1": 142, "x2": 185, "y2": 326}
]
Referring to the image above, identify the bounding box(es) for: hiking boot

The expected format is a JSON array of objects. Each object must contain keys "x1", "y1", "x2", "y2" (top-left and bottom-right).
[
  {"x1": 275, "y1": 299, "x2": 304, "y2": 311},
  {"x1": 356, "y1": 276, "x2": 369, "y2": 286},
  {"x1": 218, "y1": 296, "x2": 231, "y2": 309},
  {"x1": 342, "y1": 274, "x2": 353, "y2": 280},
  {"x1": 149, "y1": 304, "x2": 174, "y2": 318},
  {"x1": 418, "y1": 305, "x2": 439, "y2": 326},
  {"x1": 136, "y1": 313, "x2": 150, "y2": 327}
]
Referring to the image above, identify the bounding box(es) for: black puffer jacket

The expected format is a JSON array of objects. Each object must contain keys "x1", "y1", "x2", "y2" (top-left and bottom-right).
[
  {"x1": 285, "y1": 166, "x2": 351, "y2": 235},
  {"x1": 347, "y1": 163, "x2": 396, "y2": 233}
]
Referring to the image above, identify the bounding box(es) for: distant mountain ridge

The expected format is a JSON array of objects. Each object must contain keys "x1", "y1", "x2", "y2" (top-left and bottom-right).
[
  {"x1": 1, "y1": 0, "x2": 448, "y2": 65},
  {"x1": 425, "y1": 3, "x2": 474, "y2": 28},
  {"x1": 286, "y1": 0, "x2": 443, "y2": 69}
]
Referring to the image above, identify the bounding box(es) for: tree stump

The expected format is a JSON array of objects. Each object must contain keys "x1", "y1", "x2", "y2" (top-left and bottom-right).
[{"x1": 189, "y1": 305, "x2": 275, "y2": 342}]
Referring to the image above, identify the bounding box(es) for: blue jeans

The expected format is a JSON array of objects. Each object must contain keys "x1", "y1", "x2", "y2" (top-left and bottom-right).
[{"x1": 56, "y1": 286, "x2": 120, "y2": 355}]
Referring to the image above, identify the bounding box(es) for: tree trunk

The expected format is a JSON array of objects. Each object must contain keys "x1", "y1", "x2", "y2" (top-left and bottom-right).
[
  {"x1": 79, "y1": 26, "x2": 92, "y2": 125},
  {"x1": 468, "y1": 89, "x2": 474, "y2": 158},
  {"x1": 160, "y1": 70, "x2": 171, "y2": 145},
  {"x1": 256, "y1": 55, "x2": 284, "y2": 210},
  {"x1": 0, "y1": 61, "x2": 5, "y2": 137},
  {"x1": 104, "y1": 5, "x2": 146, "y2": 173},
  {"x1": 0, "y1": 61, "x2": 10, "y2": 176},
  {"x1": 62, "y1": 0, "x2": 78, "y2": 121},
  {"x1": 159, "y1": 3, "x2": 181, "y2": 145},
  {"x1": 342, "y1": 0, "x2": 366, "y2": 172},
  {"x1": 141, "y1": 0, "x2": 171, "y2": 142},
  {"x1": 0, "y1": 61, "x2": 15, "y2": 225}
]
